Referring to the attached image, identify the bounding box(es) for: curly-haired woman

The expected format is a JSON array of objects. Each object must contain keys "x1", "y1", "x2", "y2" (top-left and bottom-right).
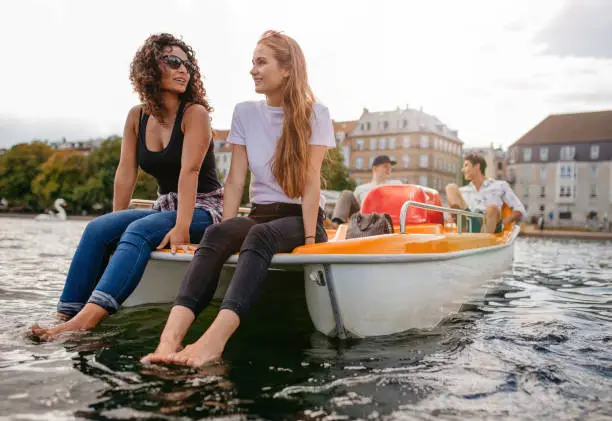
[
  {"x1": 32, "y1": 33, "x2": 223, "y2": 340},
  {"x1": 142, "y1": 30, "x2": 335, "y2": 367}
]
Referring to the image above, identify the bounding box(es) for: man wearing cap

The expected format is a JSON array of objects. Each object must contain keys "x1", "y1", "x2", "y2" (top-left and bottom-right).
[{"x1": 331, "y1": 155, "x2": 402, "y2": 225}]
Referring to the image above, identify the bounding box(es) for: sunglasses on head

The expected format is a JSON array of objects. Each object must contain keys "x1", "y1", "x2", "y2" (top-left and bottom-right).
[{"x1": 162, "y1": 55, "x2": 194, "y2": 73}]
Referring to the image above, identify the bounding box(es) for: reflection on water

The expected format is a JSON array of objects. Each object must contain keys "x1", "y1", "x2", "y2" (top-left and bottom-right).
[{"x1": 0, "y1": 218, "x2": 610, "y2": 420}]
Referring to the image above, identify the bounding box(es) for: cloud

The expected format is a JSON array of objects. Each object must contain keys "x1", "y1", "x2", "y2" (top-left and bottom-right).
[
  {"x1": 0, "y1": 116, "x2": 112, "y2": 148},
  {"x1": 536, "y1": 0, "x2": 612, "y2": 59},
  {"x1": 0, "y1": 0, "x2": 610, "y2": 151}
]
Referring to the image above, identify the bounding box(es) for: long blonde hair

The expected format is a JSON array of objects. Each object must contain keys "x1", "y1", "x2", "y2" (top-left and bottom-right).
[{"x1": 258, "y1": 30, "x2": 315, "y2": 198}]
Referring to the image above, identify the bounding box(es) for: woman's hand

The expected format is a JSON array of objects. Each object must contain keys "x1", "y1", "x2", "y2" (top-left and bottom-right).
[{"x1": 157, "y1": 224, "x2": 193, "y2": 254}]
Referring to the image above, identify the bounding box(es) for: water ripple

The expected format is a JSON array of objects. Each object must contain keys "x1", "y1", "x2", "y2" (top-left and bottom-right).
[{"x1": 0, "y1": 218, "x2": 610, "y2": 420}]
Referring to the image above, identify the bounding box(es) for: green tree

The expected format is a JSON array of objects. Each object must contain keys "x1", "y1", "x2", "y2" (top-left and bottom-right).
[
  {"x1": 0, "y1": 142, "x2": 53, "y2": 209},
  {"x1": 31, "y1": 151, "x2": 89, "y2": 213},
  {"x1": 74, "y1": 136, "x2": 122, "y2": 212},
  {"x1": 133, "y1": 169, "x2": 158, "y2": 200},
  {"x1": 321, "y1": 147, "x2": 355, "y2": 191}
]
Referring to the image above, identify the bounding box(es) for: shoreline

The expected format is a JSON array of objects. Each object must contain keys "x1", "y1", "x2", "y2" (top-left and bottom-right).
[
  {"x1": 2, "y1": 213, "x2": 611, "y2": 240},
  {"x1": 519, "y1": 224, "x2": 612, "y2": 241},
  {"x1": 0, "y1": 212, "x2": 96, "y2": 221}
]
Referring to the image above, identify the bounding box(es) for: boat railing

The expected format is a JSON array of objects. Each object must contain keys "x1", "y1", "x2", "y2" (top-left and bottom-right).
[
  {"x1": 399, "y1": 200, "x2": 485, "y2": 234},
  {"x1": 128, "y1": 199, "x2": 251, "y2": 215}
]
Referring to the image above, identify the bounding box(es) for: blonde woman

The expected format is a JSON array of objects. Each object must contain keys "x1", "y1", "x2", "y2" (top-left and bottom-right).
[{"x1": 143, "y1": 30, "x2": 335, "y2": 367}]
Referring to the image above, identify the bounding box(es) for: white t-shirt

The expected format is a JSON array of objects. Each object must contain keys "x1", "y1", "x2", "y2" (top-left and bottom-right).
[
  {"x1": 354, "y1": 179, "x2": 402, "y2": 203},
  {"x1": 227, "y1": 101, "x2": 336, "y2": 207}
]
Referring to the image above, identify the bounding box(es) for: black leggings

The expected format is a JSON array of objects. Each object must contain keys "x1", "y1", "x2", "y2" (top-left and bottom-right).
[{"x1": 174, "y1": 203, "x2": 327, "y2": 318}]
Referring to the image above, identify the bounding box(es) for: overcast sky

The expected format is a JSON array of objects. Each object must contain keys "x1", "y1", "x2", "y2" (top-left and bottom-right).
[{"x1": 1, "y1": 0, "x2": 611, "y2": 149}]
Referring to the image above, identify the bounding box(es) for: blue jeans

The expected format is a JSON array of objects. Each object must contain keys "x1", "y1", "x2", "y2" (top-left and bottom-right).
[{"x1": 58, "y1": 209, "x2": 213, "y2": 316}]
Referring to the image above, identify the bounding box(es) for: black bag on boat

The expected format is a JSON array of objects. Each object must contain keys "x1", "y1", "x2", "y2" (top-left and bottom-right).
[{"x1": 346, "y1": 212, "x2": 394, "y2": 239}]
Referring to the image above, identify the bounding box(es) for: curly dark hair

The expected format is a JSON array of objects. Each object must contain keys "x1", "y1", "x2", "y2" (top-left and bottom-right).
[{"x1": 129, "y1": 33, "x2": 212, "y2": 123}]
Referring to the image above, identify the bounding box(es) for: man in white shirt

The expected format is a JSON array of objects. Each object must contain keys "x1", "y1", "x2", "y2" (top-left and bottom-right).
[
  {"x1": 446, "y1": 153, "x2": 526, "y2": 233},
  {"x1": 331, "y1": 155, "x2": 401, "y2": 225}
]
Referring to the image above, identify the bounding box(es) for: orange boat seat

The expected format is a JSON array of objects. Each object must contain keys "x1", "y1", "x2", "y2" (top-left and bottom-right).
[{"x1": 360, "y1": 184, "x2": 444, "y2": 227}]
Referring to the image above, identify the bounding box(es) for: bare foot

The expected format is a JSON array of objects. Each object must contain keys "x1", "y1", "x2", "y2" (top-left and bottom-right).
[
  {"x1": 30, "y1": 319, "x2": 87, "y2": 341},
  {"x1": 30, "y1": 303, "x2": 108, "y2": 341},
  {"x1": 141, "y1": 340, "x2": 183, "y2": 364},
  {"x1": 164, "y1": 339, "x2": 225, "y2": 368}
]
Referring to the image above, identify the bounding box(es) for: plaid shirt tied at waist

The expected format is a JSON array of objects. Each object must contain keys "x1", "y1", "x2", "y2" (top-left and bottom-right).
[{"x1": 152, "y1": 187, "x2": 224, "y2": 224}]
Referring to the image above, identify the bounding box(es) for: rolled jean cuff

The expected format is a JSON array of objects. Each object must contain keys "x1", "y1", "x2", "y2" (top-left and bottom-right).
[
  {"x1": 56, "y1": 301, "x2": 85, "y2": 317},
  {"x1": 219, "y1": 299, "x2": 244, "y2": 319},
  {"x1": 88, "y1": 290, "x2": 120, "y2": 314}
]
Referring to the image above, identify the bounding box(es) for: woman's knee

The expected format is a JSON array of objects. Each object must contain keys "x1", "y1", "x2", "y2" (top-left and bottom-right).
[
  {"x1": 241, "y1": 224, "x2": 278, "y2": 254},
  {"x1": 82, "y1": 214, "x2": 116, "y2": 240},
  {"x1": 200, "y1": 220, "x2": 239, "y2": 245}
]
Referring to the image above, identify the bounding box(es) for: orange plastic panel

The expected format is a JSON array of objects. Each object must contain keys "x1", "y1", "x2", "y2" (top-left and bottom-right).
[
  {"x1": 360, "y1": 184, "x2": 444, "y2": 226},
  {"x1": 294, "y1": 230, "x2": 509, "y2": 255}
]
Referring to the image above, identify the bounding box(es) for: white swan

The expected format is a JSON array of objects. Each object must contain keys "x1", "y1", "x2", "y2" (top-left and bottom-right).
[{"x1": 35, "y1": 198, "x2": 68, "y2": 221}]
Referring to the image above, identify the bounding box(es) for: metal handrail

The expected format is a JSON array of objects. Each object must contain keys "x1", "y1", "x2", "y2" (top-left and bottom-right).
[
  {"x1": 128, "y1": 198, "x2": 252, "y2": 216},
  {"x1": 399, "y1": 200, "x2": 485, "y2": 234}
]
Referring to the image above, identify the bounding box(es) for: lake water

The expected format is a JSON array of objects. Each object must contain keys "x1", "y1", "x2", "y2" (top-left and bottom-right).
[{"x1": 0, "y1": 218, "x2": 610, "y2": 420}]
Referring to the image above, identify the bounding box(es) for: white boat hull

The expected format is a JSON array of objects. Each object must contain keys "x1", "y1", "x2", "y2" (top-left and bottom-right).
[
  {"x1": 124, "y1": 227, "x2": 519, "y2": 338},
  {"x1": 303, "y1": 239, "x2": 515, "y2": 338}
]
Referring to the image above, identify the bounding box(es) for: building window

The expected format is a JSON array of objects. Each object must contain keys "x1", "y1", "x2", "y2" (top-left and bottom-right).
[
  {"x1": 590, "y1": 165, "x2": 598, "y2": 177},
  {"x1": 366, "y1": 122, "x2": 371, "y2": 131},
  {"x1": 356, "y1": 139, "x2": 365, "y2": 151},
  {"x1": 403, "y1": 136, "x2": 410, "y2": 148},
  {"x1": 539, "y1": 147, "x2": 548, "y2": 161},
  {"x1": 403, "y1": 119, "x2": 408, "y2": 128},
  {"x1": 356, "y1": 177, "x2": 362, "y2": 185},
  {"x1": 509, "y1": 148, "x2": 517, "y2": 164},
  {"x1": 419, "y1": 154, "x2": 429, "y2": 168},
  {"x1": 497, "y1": 162, "x2": 503, "y2": 171},
  {"x1": 559, "y1": 211, "x2": 572, "y2": 220},
  {"x1": 523, "y1": 185, "x2": 529, "y2": 198},
  {"x1": 420, "y1": 135, "x2": 429, "y2": 149},
  {"x1": 560, "y1": 146, "x2": 575, "y2": 160},
  {"x1": 559, "y1": 185, "x2": 573, "y2": 198},
  {"x1": 402, "y1": 155, "x2": 410, "y2": 168},
  {"x1": 540, "y1": 186, "x2": 545, "y2": 198},
  {"x1": 560, "y1": 165, "x2": 574, "y2": 178},
  {"x1": 523, "y1": 167, "x2": 532, "y2": 179},
  {"x1": 401, "y1": 176, "x2": 409, "y2": 183},
  {"x1": 419, "y1": 175, "x2": 428, "y2": 186},
  {"x1": 379, "y1": 137, "x2": 387, "y2": 150},
  {"x1": 540, "y1": 167, "x2": 547, "y2": 180},
  {"x1": 383, "y1": 121, "x2": 389, "y2": 130},
  {"x1": 590, "y1": 184, "x2": 597, "y2": 198},
  {"x1": 369, "y1": 138, "x2": 377, "y2": 151},
  {"x1": 369, "y1": 157, "x2": 374, "y2": 168},
  {"x1": 356, "y1": 157, "x2": 363, "y2": 169},
  {"x1": 523, "y1": 147, "x2": 532, "y2": 162},
  {"x1": 389, "y1": 137, "x2": 396, "y2": 149},
  {"x1": 590, "y1": 145, "x2": 599, "y2": 160}
]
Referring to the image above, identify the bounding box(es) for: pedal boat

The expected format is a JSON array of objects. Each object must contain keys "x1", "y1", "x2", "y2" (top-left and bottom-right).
[{"x1": 124, "y1": 185, "x2": 519, "y2": 338}]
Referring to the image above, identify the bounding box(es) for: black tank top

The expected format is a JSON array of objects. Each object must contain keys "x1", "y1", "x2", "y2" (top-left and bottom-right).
[{"x1": 137, "y1": 102, "x2": 221, "y2": 195}]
